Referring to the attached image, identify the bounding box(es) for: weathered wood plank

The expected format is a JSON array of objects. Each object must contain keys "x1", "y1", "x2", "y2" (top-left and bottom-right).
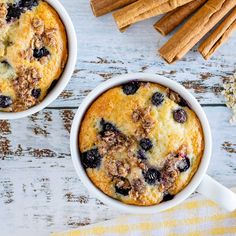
[
  {"x1": 0, "y1": 107, "x2": 235, "y2": 235},
  {"x1": 48, "y1": 0, "x2": 236, "y2": 108}
]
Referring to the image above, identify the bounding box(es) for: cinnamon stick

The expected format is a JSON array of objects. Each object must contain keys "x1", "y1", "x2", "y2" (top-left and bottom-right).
[
  {"x1": 159, "y1": 0, "x2": 236, "y2": 63},
  {"x1": 154, "y1": 0, "x2": 207, "y2": 36},
  {"x1": 199, "y1": 7, "x2": 236, "y2": 60},
  {"x1": 113, "y1": 0, "x2": 195, "y2": 32},
  {"x1": 90, "y1": 0, "x2": 137, "y2": 17}
]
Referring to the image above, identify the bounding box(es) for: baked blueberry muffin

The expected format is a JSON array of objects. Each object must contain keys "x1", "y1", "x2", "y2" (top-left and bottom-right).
[
  {"x1": 0, "y1": 0, "x2": 68, "y2": 112},
  {"x1": 79, "y1": 81, "x2": 204, "y2": 206}
]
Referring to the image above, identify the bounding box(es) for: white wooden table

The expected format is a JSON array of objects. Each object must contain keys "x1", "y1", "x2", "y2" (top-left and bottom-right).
[{"x1": 1, "y1": 1, "x2": 236, "y2": 235}]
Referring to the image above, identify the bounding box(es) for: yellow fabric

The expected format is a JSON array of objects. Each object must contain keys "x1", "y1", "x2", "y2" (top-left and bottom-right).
[{"x1": 52, "y1": 189, "x2": 236, "y2": 236}]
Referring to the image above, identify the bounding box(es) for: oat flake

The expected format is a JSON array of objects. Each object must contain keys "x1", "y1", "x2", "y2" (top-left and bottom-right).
[{"x1": 222, "y1": 73, "x2": 236, "y2": 124}]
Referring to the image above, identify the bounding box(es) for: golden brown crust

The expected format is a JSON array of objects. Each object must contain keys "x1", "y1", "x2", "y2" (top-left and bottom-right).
[
  {"x1": 79, "y1": 82, "x2": 204, "y2": 206},
  {"x1": 0, "y1": 0, "x2": 68, "y2": 112}
]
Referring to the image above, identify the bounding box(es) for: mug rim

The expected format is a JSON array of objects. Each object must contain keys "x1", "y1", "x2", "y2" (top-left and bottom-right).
[
  {"x1": 70, "y1": 73, "x2": 212, "y2": 214},
  {"x1": 0, "y1": 0, "x2": 77, "y2": 120}
]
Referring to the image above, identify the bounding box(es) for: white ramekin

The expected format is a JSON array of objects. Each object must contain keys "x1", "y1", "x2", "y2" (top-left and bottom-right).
[
  {"x1": 71, "y1": 73, "x2": 236, "y2": 214},
  {"x1": 0, "y1": 0, "x2": 77, "y2": 120}
]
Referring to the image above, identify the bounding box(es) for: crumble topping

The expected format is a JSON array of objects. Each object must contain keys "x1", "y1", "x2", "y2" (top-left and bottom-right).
[
  {"x1": 43, "y1": 28, "x2": 57, "y2": 47},
  {"x1": 161, "y1": 146, "x2": 188, "y2": 192},
  {"x1": 20, "y1": 47, "x2": 34, "y2": 62},
  {"x1": 132, "y1": 106, "x2": 155, "y2": 137},
  {"x1": 95, "y1": 116, "x2": 190, "y2": 202},
  {"x1": 32, "y1": 17, "x2": 44, "y2": 35},
  {"x1": 105, "y1": 159, "x2": 130, "y2": 178},
  {"x1": 115, "y1": 177, "x2": 131, "y2": 194},
  {"x1": 13, "y1": 66, "x2": 41, "y2": 111},
  {"x1": 0, "y1": 3, "x2": 7, "y2": 28},
  {"x1": 20, "y1": 17, "x2": 56, "y2": 65},
  {"x1": 97, "y1": 129, "x2": 132, "y2": 156},
  {"x1": 161, "y1": 154, "x2": 179, "y2": 191},
  {"x1": 97, "y1": 117, "x2": 190, "y2": 202},
  {"x1": 129, "y1": 178, "x2": 145, "y2": 200},
  {"x1": 32, "y1": 17, "x2": 57, "y2": 48},
  {"x1": 166, "y1": 88, "x2": 182, "y2": 104}
]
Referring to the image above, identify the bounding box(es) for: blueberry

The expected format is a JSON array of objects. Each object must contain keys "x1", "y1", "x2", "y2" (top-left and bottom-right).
[
  {"x1": 81, "y1": 148, "x2": 102, "y2": 169},
  {"x1": 115, "y1": 186, "x2": 130, "y2": 196},
  {"x1": 137, "y1": 149, "x2": 147, "y2": 160},
  {"x1": 6, "y1": 4, "x2": 22, "y2": 22},
  {"x1": 179, "y1": 98, "x2": 189, "y2": 107},
  {"x1": 177, "y1": 156, "x2": 190, "y2": 172},
  {"x1": 6, "y1": 0, "x2": 38, "y2": 23},
  {"x1": 143, "y1": 168, "x2": 161, "y2": 185},
  {"x1": 115, "y1": 182, "x2": 131, "y2": 196},
  {"x1": 31, "y1": 88, "x2": 41, "y2": 99},
  {"x1": 122, "y1": 81, "x2": 140, "y2": 95},
  {"x1": 33, "y1": 47, "x2": 50, "y2": 59},
  {"x1": 151, "y1": 92, "x2": 164, "y2": 106},
  {"x1": 100, "y1": 118, "x2": 118, "y2": 135},
  {"x1": 162, "y1": 193, "x2": 174, "y2": 202},
  {"x1": 0, "y1": 95, "x2": 12, "y2": 108},
  {"x1": 173, "y1": 109, "x2": 187, "y2": 123},
  {"x1": 114, "y1": 178, "x2": 131, "y2": 196},
  {"x1": 140, "y1": 138, "x2": 153, "y2": 151},
  {"x1": 19, "y1": 0, "x2": 38, "y2": 10}
]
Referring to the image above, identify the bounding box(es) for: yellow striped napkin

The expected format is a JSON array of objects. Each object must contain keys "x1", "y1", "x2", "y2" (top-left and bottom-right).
[{"x1": 53, "y1": 188, "x2": 236, "y2": 236}]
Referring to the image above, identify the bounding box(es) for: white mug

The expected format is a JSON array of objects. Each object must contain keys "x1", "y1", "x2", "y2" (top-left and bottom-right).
[
  {"x1": 0, "y1": 0, "x2": 77, "y2": 120},
  {"x1": 70, "y1": 73, "x2": 236, "y2": 214}
]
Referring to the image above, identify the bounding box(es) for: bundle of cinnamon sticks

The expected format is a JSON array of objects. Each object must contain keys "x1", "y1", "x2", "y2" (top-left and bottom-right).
[{"x1": 90, "y1": 0, "x2": 236, "y2": 63}]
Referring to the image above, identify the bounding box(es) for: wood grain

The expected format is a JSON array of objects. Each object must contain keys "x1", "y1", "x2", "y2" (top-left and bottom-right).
[{"x1": 0, "y1": 0, "x2": 236, "y2": 235}]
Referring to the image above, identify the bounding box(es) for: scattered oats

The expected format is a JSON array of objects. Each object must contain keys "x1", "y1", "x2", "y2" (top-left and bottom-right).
[{"x1": 222, "y1": 73, "x2": 236, "y2": 124}]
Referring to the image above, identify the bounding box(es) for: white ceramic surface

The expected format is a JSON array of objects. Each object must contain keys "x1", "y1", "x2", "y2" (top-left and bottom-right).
[
  {"x1": 71, "y1": 73, "x2": 236, "y2": 214},
  {"x1": 0, "y1": 0, "x2": 77, "y2": 120}
]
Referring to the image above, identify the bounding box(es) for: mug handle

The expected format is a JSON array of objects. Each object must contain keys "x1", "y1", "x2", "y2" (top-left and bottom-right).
[{"x1": 197, "y1": 174, "x2": 236, "y2": 211}]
